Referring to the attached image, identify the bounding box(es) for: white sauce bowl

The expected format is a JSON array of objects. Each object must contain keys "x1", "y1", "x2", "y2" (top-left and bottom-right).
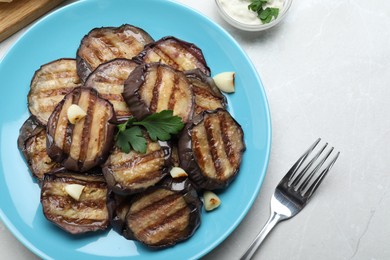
[{"x1": 215, "y1": 0, "x2": 293, "y2": 31}]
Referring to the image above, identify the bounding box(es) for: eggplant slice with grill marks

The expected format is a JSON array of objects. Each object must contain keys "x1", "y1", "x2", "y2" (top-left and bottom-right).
[
  {"x1": 28, "y1": 59, "x2": 81, "y2": 125},
  {"x1": 46, "y1": 87, "x2": 116, "y2": 172},
  {"x1": 123, "y1": 177, "x2": 202, "y2": 248},
  {"x1": 84, "y1": 58, "x2": 140, "y2": 122},
  {"x1": 18, "y1": 116, "x2": 62, "y2": 181},
  {"x1": 178, "y1": 109, "x2": 245, "y2": 190},
  {"x1": 185, "y1": 69, "x2": 227, "y2": 116},
  {"x1": 102, "y1": 138, "x2": 171, "y2": 195},
  {"x1": 122, "y1": 63, "x2": 194, "y2": 122},
  {"x1": 136, "y1": 36, "x2": 210, "y2": 76},
  {"x1": 77, "y1": 24, "x2": 154, "y2": 82},
  {"x1": 41, "y1": 172, "x2": 109, "y2": 234}
]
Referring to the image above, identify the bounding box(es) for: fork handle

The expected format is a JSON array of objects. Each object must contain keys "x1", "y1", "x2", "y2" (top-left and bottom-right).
[{"x1": 240, "y1": 212, "x2": 282, "y2": 260}]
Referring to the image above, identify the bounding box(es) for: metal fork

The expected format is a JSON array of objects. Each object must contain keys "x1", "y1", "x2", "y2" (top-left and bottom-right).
[{"x1": 240, "y1": 138, "x2": 340, "y2": 260}]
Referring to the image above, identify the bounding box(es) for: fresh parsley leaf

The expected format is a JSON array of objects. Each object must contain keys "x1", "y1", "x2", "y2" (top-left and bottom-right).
[
  {"x1": 115, "y1": 110, "x2": 184, "y2": 153},
  {"x1": 134, "y1": 110, "x2": 184, "y2": 141},
  {"x1": 248, "y1": 0, "x2": 279, "y2": 24},
  {"x1": 115, "y1": 126, "x2": 147, "y2": 154},
  {"x1": 248, "y1": 0, "x2": 267, "y2": 13},
  {"x1": 259, "y1": 7, "x2": 279, "y2": 23}
]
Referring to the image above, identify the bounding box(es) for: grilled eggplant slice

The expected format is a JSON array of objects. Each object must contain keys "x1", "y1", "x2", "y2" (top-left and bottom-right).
[
  {"x1": 178, "y1": 109, "x2": 245, "y2": 190},
  {"x1": 84, "y1": 58, "x2": 140, "y2": 122},
  {"x1": 41, "y1": 172, "x2": 109, "y2": 234},
  {"x1": 102, "y1": 139, "x2": 171, "y2": 195},
  {"x1": 46, "y1": 87, "x2": 116, "y2": 172},
  {"x1": 28, "y1": 59, "x2": 81, "y2": 125},
  {"x1": 185, "y1": 69, "x2": 227, "y2": 115},
  {"x1": 77, "y1": 24, "x2": 154, "y2": 82},
  {"x1": 18, "y1": 116, "x2": 61, "y2": 180},
  {"x1": 136, "y1": 36, "x2": 210, "y2": 76},
  {"x1": 123, "y1": 177, "x2": 202, "y2": 248},
  {"x1": 122, "y1": 63, "x2": 194, "y2": 122}
]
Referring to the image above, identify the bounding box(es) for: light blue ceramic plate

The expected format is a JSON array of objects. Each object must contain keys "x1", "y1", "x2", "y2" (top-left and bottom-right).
[{"x1": 0, "y1": 0, "x2": 271, "y2": 259}]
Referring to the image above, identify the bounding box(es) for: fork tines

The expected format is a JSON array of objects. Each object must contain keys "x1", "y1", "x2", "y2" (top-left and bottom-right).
[{"x1": 283, "y1": 138, "x2": 340, "y2": 198}]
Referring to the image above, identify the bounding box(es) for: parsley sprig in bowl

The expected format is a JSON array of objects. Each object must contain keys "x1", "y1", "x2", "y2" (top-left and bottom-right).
[{"x1": 215, "y1": 0, "x2": 293, "y2": 32}]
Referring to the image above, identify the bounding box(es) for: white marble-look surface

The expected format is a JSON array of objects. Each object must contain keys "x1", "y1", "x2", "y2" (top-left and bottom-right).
[{"x1": 1, "y1": 0, "x2": 390, "y2": 259}]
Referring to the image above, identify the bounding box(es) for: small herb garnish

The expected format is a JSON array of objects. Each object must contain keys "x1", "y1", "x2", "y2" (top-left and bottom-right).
[
  {"x1": 115, "y1": 110, "x2": 184, "y2": 154},
  {"x1": 248, "y1": 0, "x2": 279, "y2": 24}
]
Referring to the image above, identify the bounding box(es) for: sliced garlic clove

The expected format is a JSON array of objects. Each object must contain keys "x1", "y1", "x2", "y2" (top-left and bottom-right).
[
  {"x1": 64, "y1": 184, "x2": 85, "y2": 201},
  {"x1": 67, "y1": 104, "x2": 87, "y2": 124},
  {"x1": 213, "y1": 72, "x2": 235, "y2": 93},
  {"x1": 203, "y1": 191, "x2": 221, "y2": 211},
  {"x1": 170, "y1": 167, "x2": 188, "y2": 178}
]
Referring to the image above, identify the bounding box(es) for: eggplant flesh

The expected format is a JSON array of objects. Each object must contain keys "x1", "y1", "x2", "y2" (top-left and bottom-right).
[
  {"x1": 84, "y1": 58, "x2": 140, "y2": 122},
  {"x1": 102, "y1": 139, "x2": 171, "y2": 195},
  {"x1": 76, "y1": 24, "x2": 154, "y2": 82},
  {"x1": 136, "y1": 36, "x2": 210, "y2": 76},
  {"x1": 123, "y1": 177, "x2": 202, "y2": 248},
  {"x1": 46, "y1": 87, "x2": 116, "y2": 172},
  {"x1": 18, "y1": 116, "x2": 61, "y2": 180},
  {"x1": 122, "y1": 63, "x2": 194, "y2": 122},
  {"x1": 185, "y1": 69, "x2": 227, "y2": 116},
  {"x1": 41, "y1": 172, "x2": 109, "y2": 234},
  {"x1": 178, "y1": 109, "x2": 245, "y2": 190},
  {"x1": 28, "y1": 59, "x2": 81, "y2": 125}
]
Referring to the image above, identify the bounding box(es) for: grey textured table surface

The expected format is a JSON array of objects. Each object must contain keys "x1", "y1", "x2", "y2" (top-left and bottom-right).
[{"x1": 1, "y1": 0, "x2": 389, "y2": 259}]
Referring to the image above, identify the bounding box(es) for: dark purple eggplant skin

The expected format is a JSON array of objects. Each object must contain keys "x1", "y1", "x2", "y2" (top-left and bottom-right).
[
  {"x1": 18, "y1": 116, "x2": 44, "y2": 158},
  {"x1": 18, "y1": 116, "x2": 63, "y2": 181},
  {"x1": 135, "y1": 36, "x2": 211, "y2": 76},
  {"x1": 178, "y1": 109, "x2": 245, "y2": 190},
  {"x1": 121, "y1": 63, "x2": 150, "y2": 120},
  {"x1": 103, "y1": 140, "x2": 172, "y2": 196},
  {"x1": 106, "y1": 191, "x2": 132, "y2": 234},
  {"x1": 46, "y1": 87, "x2": 117, "y2": 172},
  {"x1": 122, "y1": 177, "x2": 202, "y2": 248}
]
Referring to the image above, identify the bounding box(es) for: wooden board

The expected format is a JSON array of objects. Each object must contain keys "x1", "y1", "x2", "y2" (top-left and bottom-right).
[{"x1": 0, "y1": 0, "x2": 66, "y2": 42}]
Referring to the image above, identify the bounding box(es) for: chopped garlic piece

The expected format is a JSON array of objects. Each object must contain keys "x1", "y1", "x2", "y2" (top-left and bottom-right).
[
  {"x1": 170, "y1": 167, "x2": 188, "y2": 178},
  {"x1": 64, "y1": 184, "x2": 85, "y2": 201},
  {"x1": 203, "y1": 191, "x2": 221, "y2": 211},
  {"x1": 213, "y1": 72, "x2": 235, "y2": 93},
  {"x1": 67, "y1": 104, "x2": 86, "y2": 124}
]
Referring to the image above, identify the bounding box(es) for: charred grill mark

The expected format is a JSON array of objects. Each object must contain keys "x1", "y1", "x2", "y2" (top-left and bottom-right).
[
  {"x1": 98, "y1": 34, "x2": 120, "y2": 56},
  {"x1": 191, "y1": 132, "x2": 207, "y2": 173},
  {"x1": 204, "y1": 116, "x2": 224, "y2": 178},
  {"x1": 111, "y1": 150, "x2": 164, "y2": 171},
  {"x1": 124, "y1": 170, "x2": 164, "y2": 187},
  {"x1": 152, "y1": 45, "x2": 180, "y2": 70},
  {"x1": 168, "y1": 73, "x2": 180, "y2": 110},
  {"x1": 95, "y1": 36, "x2": 117, "y2": 60},
  {"x1": 99, "y1": 93, "x2": 124, "y2": 102},
  {"x1": 137, "y1": 206, "x2": 189, "y2": 243},
  {"x1": 220, "y1": 112, "x2": 237, "y2": 167},
  {"x1": 130, "y1": 193, "x2": 181, "y2": 217},
  {"x1": 97, "y1": 104, "x2": 107, "y2": 156},
  {"x1": 78, "y1": 93, "x2": 97, "y2": 162},
  {"x1": 45, "y1": 194, "x2": 107, "y2": 210},
  {"x1": 149, "y1": 66, "x2": 162, "y2": 113},
  {"x1": 61, "y1": 92, "x2": 79, "y2": 155},
  {"x1": 40, "y1": 70, "x2": 79, "y2": 81},
  {"x1": 37, "y1": 87, "x2": 78, "y2": 98},
  {"x1": 47, "y1": 215, "x2": 107, "y2": 226}
]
